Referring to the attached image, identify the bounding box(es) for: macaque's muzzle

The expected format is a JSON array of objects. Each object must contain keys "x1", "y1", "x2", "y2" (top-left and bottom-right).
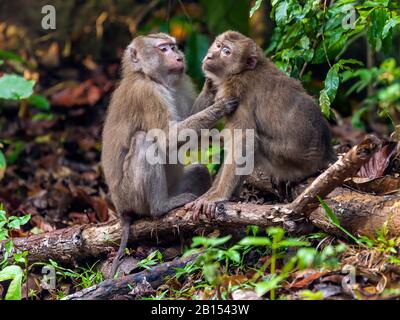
[
  {"x1": 169, "y1": 56, "x2": 185, "y2": 74},
  {"x1": 202, "y1": 59, "x2": 218, "y2": 74}
]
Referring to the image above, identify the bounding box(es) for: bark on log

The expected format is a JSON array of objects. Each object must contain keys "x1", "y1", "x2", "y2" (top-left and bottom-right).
[
  {"x1": 287, "y1": 134, "x2": 381, "y2": 215},
  {"x1": 64, "y1": 254, "x2": 198, "y2": 300},
  {"x1": 309, "y1": 189, "x2": 400, "y2": 237},
  {"x1": 0, "y1": 135, "x2": 386, "y2": 264}
]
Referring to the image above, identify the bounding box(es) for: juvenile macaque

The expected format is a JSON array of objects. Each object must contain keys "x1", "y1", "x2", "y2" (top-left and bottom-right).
[
  {"x1": 101, "y1": 33, "x2": 238, "y2": 277},
  {"x1": 186, "y1": 31, "x2": 336, "y2": 218}
]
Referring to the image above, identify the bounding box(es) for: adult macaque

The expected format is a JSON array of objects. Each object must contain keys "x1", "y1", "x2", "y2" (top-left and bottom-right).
[
  {"x1": 101, "y1": 33, "x2": 238, "y2": 277},
  {"x1": 186, "y1": 31, "x2": 336, "y2": 218}
]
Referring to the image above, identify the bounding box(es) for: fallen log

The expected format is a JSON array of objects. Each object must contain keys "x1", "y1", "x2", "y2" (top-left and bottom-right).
[
  {"x1": 0, "y1": 135, "x2": 387, "y2": 264},
  {"x1": 310, "y1": 188, "x2": 400, "y2": 237},
  {"x1": 64, "y1": 253, "x2": 198, "y2": 300}
]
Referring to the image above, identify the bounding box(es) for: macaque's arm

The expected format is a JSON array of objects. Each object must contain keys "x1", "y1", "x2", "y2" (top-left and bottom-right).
[
  {"x1": 175, "y1": 97, "x2": 236, "y2": 134},
  {"x1": 185, "y1": 117, "x2": 257, "y2": 219}
]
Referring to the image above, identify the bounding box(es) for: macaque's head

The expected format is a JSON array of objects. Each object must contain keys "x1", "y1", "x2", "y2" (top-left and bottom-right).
[
  {"x1": 123, "y1": 33, "x2": 186, "y2": 84},
  {"x1": 202, "y1": 31, "x2": 261, "y2": 81}
]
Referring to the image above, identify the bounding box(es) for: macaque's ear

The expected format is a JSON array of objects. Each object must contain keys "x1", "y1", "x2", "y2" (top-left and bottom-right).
[
  {"x1": 247, "y1": 55, "x2": 258, "y2": 70},
  {"x1": 129, "y1": 46, "x2": 139, "y2": 63}
]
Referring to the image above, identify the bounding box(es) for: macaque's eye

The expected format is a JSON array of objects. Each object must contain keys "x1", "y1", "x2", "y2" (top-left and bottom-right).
[
  {"x1": 158, "y1": 44, "x2": 170, "y2": 52},
  {"x1": 222, "y1": 47, "x2": 231, "y2": 56},
  {"x1": 216, "y1": 43, "x2": 222, "y2": 49}
]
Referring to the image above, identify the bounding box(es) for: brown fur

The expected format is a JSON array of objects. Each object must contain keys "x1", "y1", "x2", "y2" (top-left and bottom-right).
[
  {"x1": 102, "y1": 33, "x2": 238, "y2": 277},
  {"x1": 186, "y1": 31, "x2": 336, "y2": 218}
]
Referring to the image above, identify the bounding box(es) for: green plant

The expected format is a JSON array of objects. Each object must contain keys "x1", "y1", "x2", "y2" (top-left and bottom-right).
[
  {"x1": 318, "y1": 197, "x2": 400, "y2": 266},
  {"x1": 137, "y1": 250, "x2": 164, "y2": 270},
  {"x1": 343, "y1": 58, "x2": 400, "y2": 129},
  {"x1": 0, "y1": 205, "x2": 31, "y2": 269},
  {"x1": 0, "y1": 50, "x2": 52, "y2": 169},
  {"x1": 0, "y1": 265, "x2": 24, "y2": 300},
  {"x1": 0, "y1": 205, "x2": 30, "y2": 300},
  {"x1": 185, "y1": 235, "x2": 242, "y2": 286},
  {"x1": 32, "y1": 259, "x2": 104, "y2": 293},
  {"x1": 250, "y1": 0, "x2": 400, "y2": 119},
  {"x1": 318, "y1": 196, "x2": 361, "y2": 243},
  {"x1": 240, "y1": 227, "x2": 310, "y2": 300},
  {"x1": 0, "y1": 143, "x2": 5, "y2": 181}
]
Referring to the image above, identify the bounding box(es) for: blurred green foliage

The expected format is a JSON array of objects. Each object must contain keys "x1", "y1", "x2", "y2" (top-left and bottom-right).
[{"x1": 252, "y1": 0, "x2": 400, "y2": 122}]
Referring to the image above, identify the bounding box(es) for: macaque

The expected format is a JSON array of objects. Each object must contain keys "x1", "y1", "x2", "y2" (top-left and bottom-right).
[
  {"x1": 185, "y1": 31, "x2": 336, "y2": 218},
  {"x1": 101, "y1": 33, "x2": 238, "y2": 277}
]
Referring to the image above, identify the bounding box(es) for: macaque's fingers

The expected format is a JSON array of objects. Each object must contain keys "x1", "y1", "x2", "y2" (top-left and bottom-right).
[
  {"x1": 224, "y1": 97, "x2": 239, "y2": 114},
  {"x1": 184, "y1": 201, "x2": 195, "y2": 210},
  {"x1": 192, "y1": 200, "x2": 204, "y2": 221},
  {"x1": 205, "y1": 202, "x2": 216, "y2": 219}
]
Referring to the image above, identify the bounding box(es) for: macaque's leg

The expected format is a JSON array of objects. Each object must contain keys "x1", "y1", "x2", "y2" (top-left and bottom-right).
[
  {"x1": 123, "y1": 131, "x2": 197, "y2": 217},
  {"x1": 271, "y1": 179, "x2": 295, "y2": 203},
  {"x1": 175, "y1": 164, "x2": 211, "y2": 197},
  {"x1": 185, "y1": 130, "x2": 254, "y2": 219}
]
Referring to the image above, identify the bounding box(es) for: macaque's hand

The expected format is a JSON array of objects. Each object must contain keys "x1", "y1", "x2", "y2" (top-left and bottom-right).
[
  {"x1": 205, "y1": 77, "x2": 217, "y2": 93},
  {"x1": 213, "y1": 97, "x2": 239, "y2": 116},
  {"x1": 184, "y1": 192, "x2": 227, "y2": 220}
]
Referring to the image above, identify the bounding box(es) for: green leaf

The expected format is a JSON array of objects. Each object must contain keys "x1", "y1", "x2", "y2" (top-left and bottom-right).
[
  {"x1": 32, "y1": 113, "x2": 54, "y2": 122},
  {"x1": 0, "y1": 230, "x2": 7, "y2": 241},
  {"x1": 18, "y1": 214, "x2": 31, "y2": 226},
  {"x1": 0, "y1": 50, "x2": 24, "y2": 63},
  {"x1": 382, "y1": 17, "x2": 400, "y2": 38},
  {"x1": 299, "y1": 290, "x2": 324, "y2": 300},
  {"x1": 278, "y1": 239, "x2": 310, "y2": 247},
  {"x1": 351, "y1": 106, "x2": 369, "y2": 130},
  {"x1": 323, "y1": 65, "x2": 340, "y2": 101},
  {"x1": 239, "y1": 236, "x2": 272, "y2": 247},
  {"x1": 191, "y1": 235, "x2": 232, "y2": 248},
  {"x1": 367, "y1": 8, "x2": 388, "y2": 51},
  {"x1": 28, "y1": 94, "x2": 50, "y2": 111},
  {"x1": 0, "y1": 265, "x2": 24, "y2": 300},
  {"x1": 0, "y1": 149, "x2": 6, "y2": 181},
  {"x1": 226, "y1": 249, "x2": 241, "y2": 263},
  {"x1": 317, "y1": 196, "x2": 340, "y2": 225},
  {"x1": 275, "y1": 1, "x2": 288, "y2": 25},
  {"x1": 319, "y1": 90, "x2": 331, "y2": 118},
  {"x1": 4, "y1": 240, "x2": 13, "y2": 252},
  {"x1": 255, "y1": 274, "x2": 284, "y2": 297},
  {"x1": 6, "y1": 141, "x2": 24, "y2": 165},
  {"x1": 297, "y1": 248, "x2": 317, "y2": 268},
  {"x1": 13, "y1": 252, "x2": 27, "y2": 264},
  {"x1": 0, "y1": 74, "x2": 35, "y2": 100},
  {"x1": 319, "y1": 64, "x2": 340, "y2": 118},
  {"x1": 8, "y1": 217, "x2": 22, "y2": 230},
  {"x1": 267, "y1": 226, "x2": 285, "y2": 243},
  {"x1": 318, "y1": 196, "x2": 360, "y2": 243},
  {"x1": 250, "y1": 0, "x2": 263, "y2": 18}
]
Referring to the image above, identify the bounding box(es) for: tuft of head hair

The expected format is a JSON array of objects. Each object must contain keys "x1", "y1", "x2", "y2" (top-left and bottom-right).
[
  {"x1": 122, "y1": 33, "x2": 177, "y2": 76},
  {"x1": 218, "y1": 31, "x2": 263, "y2": 57},
  {"x1": 219, "y1": 30, "x2": 248, "y2": 42}
]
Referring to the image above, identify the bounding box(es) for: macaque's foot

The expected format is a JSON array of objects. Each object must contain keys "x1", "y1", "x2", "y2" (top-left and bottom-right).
[{"x1": 184, "y1": 193, "x2": 227, "y2": 220}]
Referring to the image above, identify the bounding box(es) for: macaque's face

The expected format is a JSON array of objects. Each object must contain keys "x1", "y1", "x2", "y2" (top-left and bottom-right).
[
  {"x1": 153, "y1": 39, "x2": 185, "y2": 74},
  {"x1": 129, "y1": 34, "x2": 186, "y2": 84},
  {"x1": 202, "y1": 32, "x2": 257, "y2": 81}
]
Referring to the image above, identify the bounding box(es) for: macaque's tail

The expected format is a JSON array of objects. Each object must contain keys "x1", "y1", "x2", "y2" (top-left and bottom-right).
[{"x1": 110, "y1": 214, "x2": 132, "y2": 278}]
